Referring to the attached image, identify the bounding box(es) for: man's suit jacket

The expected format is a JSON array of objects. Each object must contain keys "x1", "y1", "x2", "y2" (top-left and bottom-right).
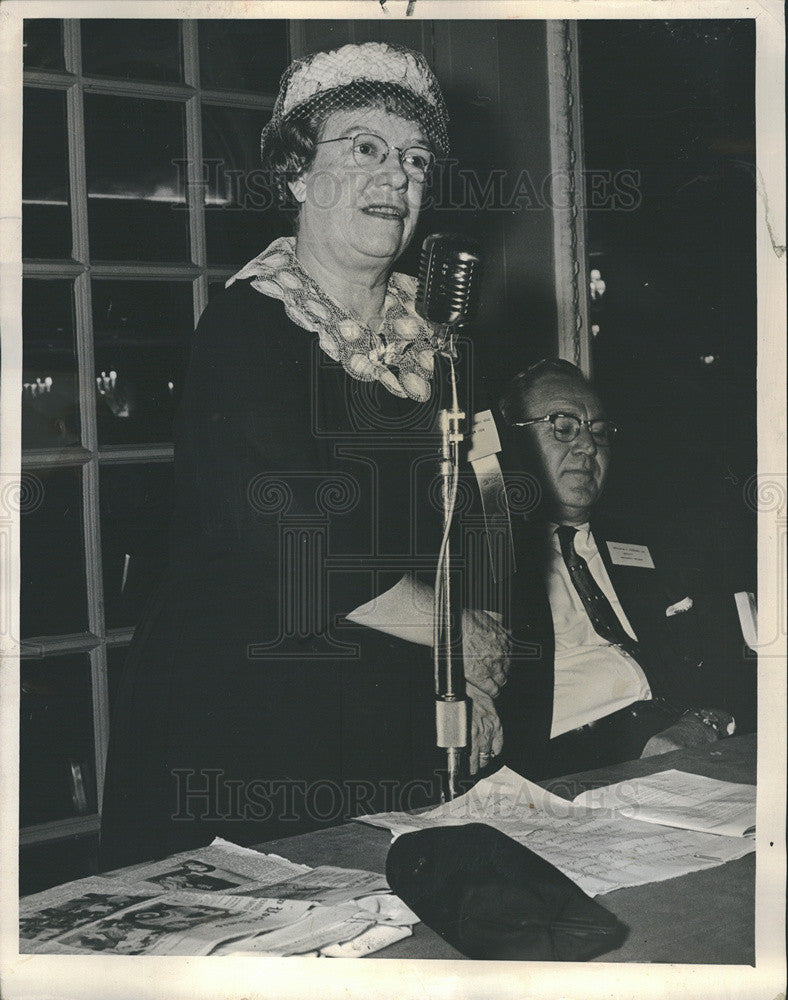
[{"x1": 496, "y1": 509, "x2": 753, "y2": 779}]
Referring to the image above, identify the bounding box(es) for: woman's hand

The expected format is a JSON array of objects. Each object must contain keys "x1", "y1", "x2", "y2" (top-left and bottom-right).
[
  {"x1": 461, "y1": 609, "x2": 510, "y2": 772},
  {"x1": 461, "y1": 608, "x2": 512, "y2": 698},
  {"x1": 467, "y1": 682, "x2": 504, "y2": 774}
]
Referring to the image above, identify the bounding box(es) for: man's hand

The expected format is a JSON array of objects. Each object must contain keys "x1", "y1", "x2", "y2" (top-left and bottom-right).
[
  {"x1": 461, "y1": 607, "x2": 512, "y2": 698},
  {"x1": 641, "y1": 708, "x2": 735, "y2": 758},
  {"x1": 466, "y1": 682, "x2": 503, "y2": 774}
]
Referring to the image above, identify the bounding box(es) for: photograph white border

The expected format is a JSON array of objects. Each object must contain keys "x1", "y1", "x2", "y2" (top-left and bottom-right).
[{"x1": 1, "y1": 2, "x2": 784, "y2": 998}]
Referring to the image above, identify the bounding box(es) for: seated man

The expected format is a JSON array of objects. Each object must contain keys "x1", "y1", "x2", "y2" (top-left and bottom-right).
[{"x1": 488, "y1": 358, "x2": 740, "y2": 780}]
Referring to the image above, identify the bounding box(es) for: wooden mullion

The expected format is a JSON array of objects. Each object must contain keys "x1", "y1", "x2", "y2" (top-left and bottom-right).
[
  {"x1": 23, "y1": 69, "x2": 76, "y2": 90},
  {"x1": 76, "y1": 80, "x2": 276, "y2": 109},
  {"x1": 199, "y1": 89, "x2": 275, "y2": 110},
  {"x1": 80, "y1": 76, "x2": 193, "y2": 102},
  {"x1": 546, "y1": 21, "x2": 591, "y2": 376},
  {"x1": 21, "y1": 446, "x2": 93, "y2": 470},
  {"x1": 98, "y1": 443, "x2": 174, "y2": 465},
  {"x1": 106, "y1": 626, "x2": 135, "y2": 647},
  {"x1": 288, "y1": 21, "x2": 305, "y2": 60},
  {"x1": 19, "y1": 814, "x2": 100, "y2": 848},
  {"x1": 20, "y1": 632, "x2": 102, "y2": 659},
  {"x1": 182, "y1": 20, "x2": 208, "y2": 324},
  {"x1": 22, "y1": 259, "x2": 85, "y2": 278},
  {"x1": 89, "y1": 262, "x2": 201, "y2": 280},
  {"x1": 62, "y1": 19, "x2": 110, "y2": 815},
  {"x1": 63, "y1": 22, "x2": 87, "y2": 266}
]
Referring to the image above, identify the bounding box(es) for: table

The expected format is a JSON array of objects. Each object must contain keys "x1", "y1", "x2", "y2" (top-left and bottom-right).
[{"x1": 258, "y1": 734, "x2": 756, "y2": 963}]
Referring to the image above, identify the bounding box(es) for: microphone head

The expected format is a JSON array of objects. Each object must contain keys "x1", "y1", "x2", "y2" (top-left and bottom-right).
[{"x1": 415, "y1": 233, "x2": 483, "y2": 326}]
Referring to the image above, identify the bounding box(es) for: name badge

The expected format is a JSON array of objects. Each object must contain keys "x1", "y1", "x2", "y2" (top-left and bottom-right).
[
  {"x1": 606, "y1": 541, "x2": 655, "y2": 569},
  {"x1": 467, "y1": 409, "x2": 502, "y2": 463}
]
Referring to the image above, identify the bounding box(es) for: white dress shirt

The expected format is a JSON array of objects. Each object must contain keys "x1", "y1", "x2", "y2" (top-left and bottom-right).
[{"x1": 546, "y1": 523, "x2": 652, "y2": 737}]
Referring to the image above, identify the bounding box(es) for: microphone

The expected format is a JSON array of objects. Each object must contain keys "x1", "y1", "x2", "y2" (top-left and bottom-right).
[
  {"x1": 416, "y1": 234, "x2": 484, "y2": 801},
  {"x1": 415, "y1": 233, "x2": 483, "y2": 327}
]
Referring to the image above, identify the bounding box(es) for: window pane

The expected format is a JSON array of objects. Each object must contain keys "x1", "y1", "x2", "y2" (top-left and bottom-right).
[
  {"x1": 92, "y1": 280, "x2": 193, "y2": 444},
  {"x1": 23, "y1": 87, "x2": 71, "y2": 259},
  {"x1": 81, "y1": 19, "x2": 182, "y2": 82},
  {"x1": 100, "y1": 463, "x2": 173, "y2": 629},
  {"x1": 20, "y1": 654, "x2": 96, "y2": 826},
  {"x1": 23, "y1": 18, "x2": 65, "y2": 71},
  {"x1": 20, "y1": 468, "x2": 88, "y2": 639},
  {"x1": 84, "y1": 94, "x2": 189, "y2": 261},
  {"x1": 22, "y1": 279, "x2": 80, "y2": 450},
  {"x1": 198, "y1": 19, "x2": 289, "y2": 93},
  {"x1": 202, "y1": 104, "x2": 282, "y2": 265}
]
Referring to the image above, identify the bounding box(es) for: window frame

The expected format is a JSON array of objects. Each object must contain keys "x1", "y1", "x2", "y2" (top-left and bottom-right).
[{"x1": 20, "y1": 17, "x2": 293, "y2": 847}]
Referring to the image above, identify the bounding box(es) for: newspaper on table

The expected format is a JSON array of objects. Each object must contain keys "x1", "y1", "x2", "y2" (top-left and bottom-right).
[
  {"x1": 103, "y1": 836, "x2": 311, "y2": 892},
  {"x1": 355, "y1": 766, "x2": 756, "y2": 897},
  {"x1": 20, "y1": 838, "x2": 417, "y2": 957},
  {"x1": 233, "y1": 865, "x2": 393, "y2": 906}
]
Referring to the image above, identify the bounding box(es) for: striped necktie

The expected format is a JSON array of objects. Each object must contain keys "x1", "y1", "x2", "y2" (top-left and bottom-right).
[{"x1": 556, "y1": 524, "x2": 641, "y2": 660}]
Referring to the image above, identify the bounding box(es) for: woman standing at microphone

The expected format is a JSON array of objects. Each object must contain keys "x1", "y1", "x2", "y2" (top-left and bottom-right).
[{"x1": 100, "y1": 41, "x2": 508, "y2": 869}]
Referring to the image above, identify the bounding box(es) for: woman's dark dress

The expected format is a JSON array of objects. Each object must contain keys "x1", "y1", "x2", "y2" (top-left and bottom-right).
[{"x1": 99, "y1": 280, "x2": 447, "y2": 869}]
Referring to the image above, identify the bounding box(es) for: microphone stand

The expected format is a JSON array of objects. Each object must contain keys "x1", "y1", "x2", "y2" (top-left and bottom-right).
[{"x1": 433, "y1": 324, "x2": 467, "y2": 802}]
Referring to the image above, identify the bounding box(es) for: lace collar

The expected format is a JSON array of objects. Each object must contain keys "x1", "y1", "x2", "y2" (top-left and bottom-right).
[{"x1": 227, "y1": 237, "x2": 444, "y2": 402}]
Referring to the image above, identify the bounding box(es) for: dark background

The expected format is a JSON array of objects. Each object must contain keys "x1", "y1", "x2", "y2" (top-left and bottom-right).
[{"x1": 580, "y1": 20, "x2": 756, "y2": 595}]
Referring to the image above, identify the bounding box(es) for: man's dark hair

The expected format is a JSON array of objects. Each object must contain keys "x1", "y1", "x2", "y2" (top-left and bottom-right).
[{"x1": 498, "y1": 358, "x2": 590, "y2": 426}]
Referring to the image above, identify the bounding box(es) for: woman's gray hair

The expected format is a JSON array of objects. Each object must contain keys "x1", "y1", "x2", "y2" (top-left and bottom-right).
[
  {"x1": 261, "y1": 83, "x2": 441, "y2": 211},
  {"x1": 260, "y1": 42, "x2": 449, "y2": 216}
]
